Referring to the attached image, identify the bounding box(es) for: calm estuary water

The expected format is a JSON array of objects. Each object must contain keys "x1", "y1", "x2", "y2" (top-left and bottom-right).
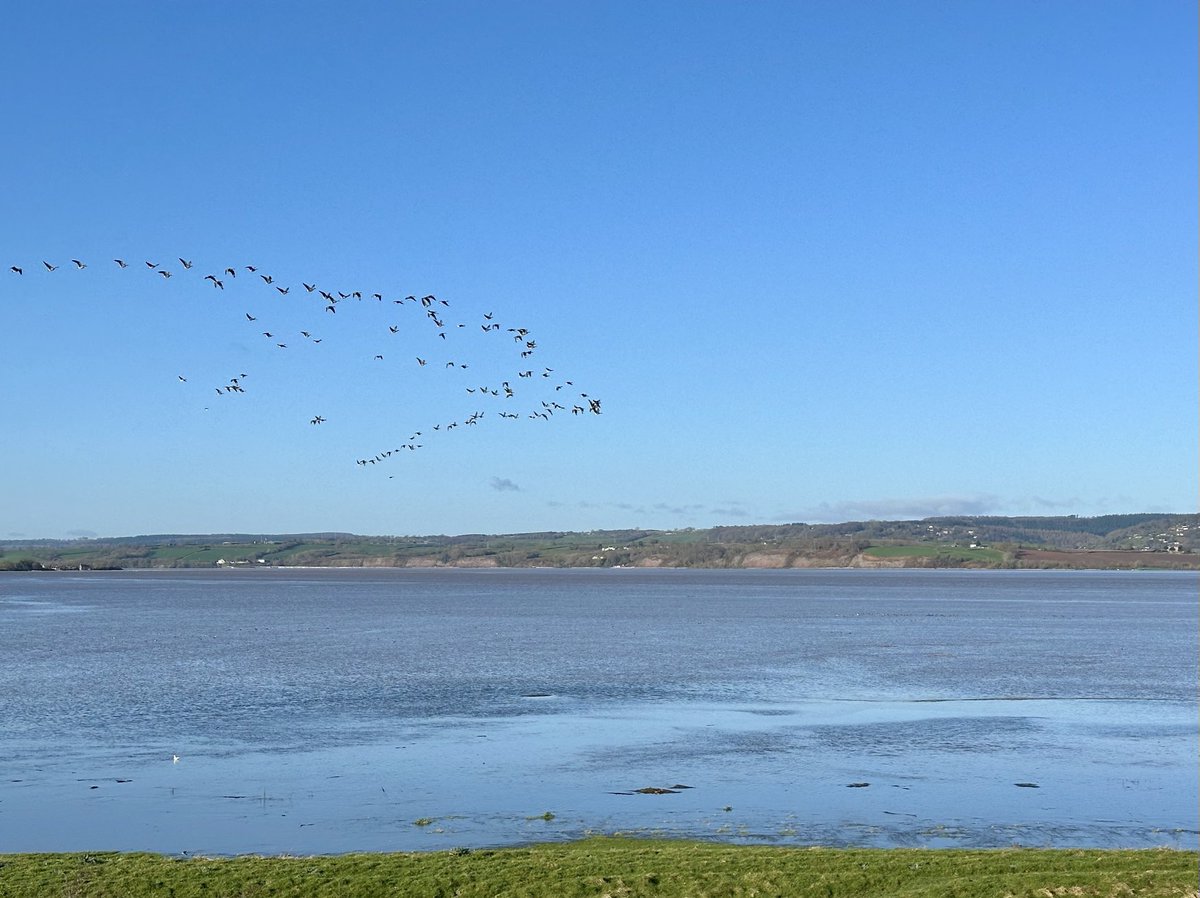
[{"x1": 0, "y1": 568, "x2": 1195, "y2": 855}]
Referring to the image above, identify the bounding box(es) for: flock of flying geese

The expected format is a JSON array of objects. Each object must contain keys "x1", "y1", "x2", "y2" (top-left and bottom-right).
[{"x1": 8, "y1": 255, "x2": 602, "y2": 469}]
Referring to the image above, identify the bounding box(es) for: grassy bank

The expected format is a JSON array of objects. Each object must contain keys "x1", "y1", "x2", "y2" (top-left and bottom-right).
[
  {"x1": 861, "y1": 545, "x2": 1006, "y2": 563},
  {"x1": 1, "y1": 839, "x2": 1196, "y2": 898}
]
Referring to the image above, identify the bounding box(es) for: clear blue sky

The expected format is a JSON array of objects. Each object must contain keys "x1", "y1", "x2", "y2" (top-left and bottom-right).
[{"x1": 1, "y1": 1, "x2": 1195, "y2": 539}]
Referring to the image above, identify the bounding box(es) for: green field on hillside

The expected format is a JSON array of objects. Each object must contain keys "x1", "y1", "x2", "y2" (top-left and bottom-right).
[{"x1": 864, "y1": 544, "x2": 1005, "y2": 563}]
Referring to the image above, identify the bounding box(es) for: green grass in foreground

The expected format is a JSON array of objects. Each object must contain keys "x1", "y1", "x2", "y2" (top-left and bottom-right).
[{"x1": 0, "y1": 839, "x2": 1196, "y2": 898}]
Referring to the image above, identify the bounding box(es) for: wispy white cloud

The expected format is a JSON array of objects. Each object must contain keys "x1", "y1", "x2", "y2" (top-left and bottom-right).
[
  {"x1": 1030, "y1": 495, "x2": 1081, "y2": 510},
  {"x1": 540, "y1": 498, "x2": 758, "y2": 525},
  {"x1": 652, "y1": 502, "x2": 706, "y2": 516},
  {"x1": 791, "y1": 495, "x2": 1003, "y2": 523}
]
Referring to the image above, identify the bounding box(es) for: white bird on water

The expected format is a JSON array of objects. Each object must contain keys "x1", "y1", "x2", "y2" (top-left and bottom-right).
[{"x1": 172, "y1": 754, "x2": 180, "y2": 764}]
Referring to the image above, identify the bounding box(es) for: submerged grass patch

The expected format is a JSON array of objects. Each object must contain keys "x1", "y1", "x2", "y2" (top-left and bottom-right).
[{"x1": 0, "y1": 839, "x2": 1196, "y2": 898}]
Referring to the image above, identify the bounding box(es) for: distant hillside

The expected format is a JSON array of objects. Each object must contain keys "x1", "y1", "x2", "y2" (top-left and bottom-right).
[{"x1": 1, "y1": 514, "x2": 1195, "y2": 571}]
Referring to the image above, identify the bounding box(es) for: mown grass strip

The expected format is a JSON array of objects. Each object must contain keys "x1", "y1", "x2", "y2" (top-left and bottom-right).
[
  {"x1": 0, "y1": 839, "x2": 1196, "y2": 898},
  {"x1": 864, "y1": 544, "x2": 1005, "y2": 562}
]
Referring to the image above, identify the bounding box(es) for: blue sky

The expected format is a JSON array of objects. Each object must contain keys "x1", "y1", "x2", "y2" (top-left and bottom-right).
[{"x1": 1, "y1": 1, "x2": 1195, "y2": 539}]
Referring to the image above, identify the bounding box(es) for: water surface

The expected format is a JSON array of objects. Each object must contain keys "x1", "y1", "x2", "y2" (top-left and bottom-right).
[{"x1": 1, "y1": 568, "x2": 1195, "y2": 854}]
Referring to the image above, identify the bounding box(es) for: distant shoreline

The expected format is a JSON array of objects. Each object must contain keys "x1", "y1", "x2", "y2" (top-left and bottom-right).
[
  {"x1": 3, "y1": 514, "x2": 1196, "y2": 572},
  {"x1": 4, "y1": 551, "x2": 1196, "y2": 573}
]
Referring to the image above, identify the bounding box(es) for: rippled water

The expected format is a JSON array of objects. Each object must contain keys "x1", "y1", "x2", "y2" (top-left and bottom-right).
[{"x1": 0, "y1": 568, "x2": 1195, "y2": 854}]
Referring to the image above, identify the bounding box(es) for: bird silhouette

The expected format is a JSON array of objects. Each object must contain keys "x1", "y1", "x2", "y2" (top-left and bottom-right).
[{"x1": 6, "y1": 247, "x2": 605, "y2": 469}]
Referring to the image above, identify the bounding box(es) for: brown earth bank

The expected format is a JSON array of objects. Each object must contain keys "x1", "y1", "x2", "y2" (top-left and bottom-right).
[
  {"x1": 1011, "y1": 549, "x2": 1199, "y2": 570},
  {"x1": 395, "y1": 555, "x2": 500, "y2": 567}
]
